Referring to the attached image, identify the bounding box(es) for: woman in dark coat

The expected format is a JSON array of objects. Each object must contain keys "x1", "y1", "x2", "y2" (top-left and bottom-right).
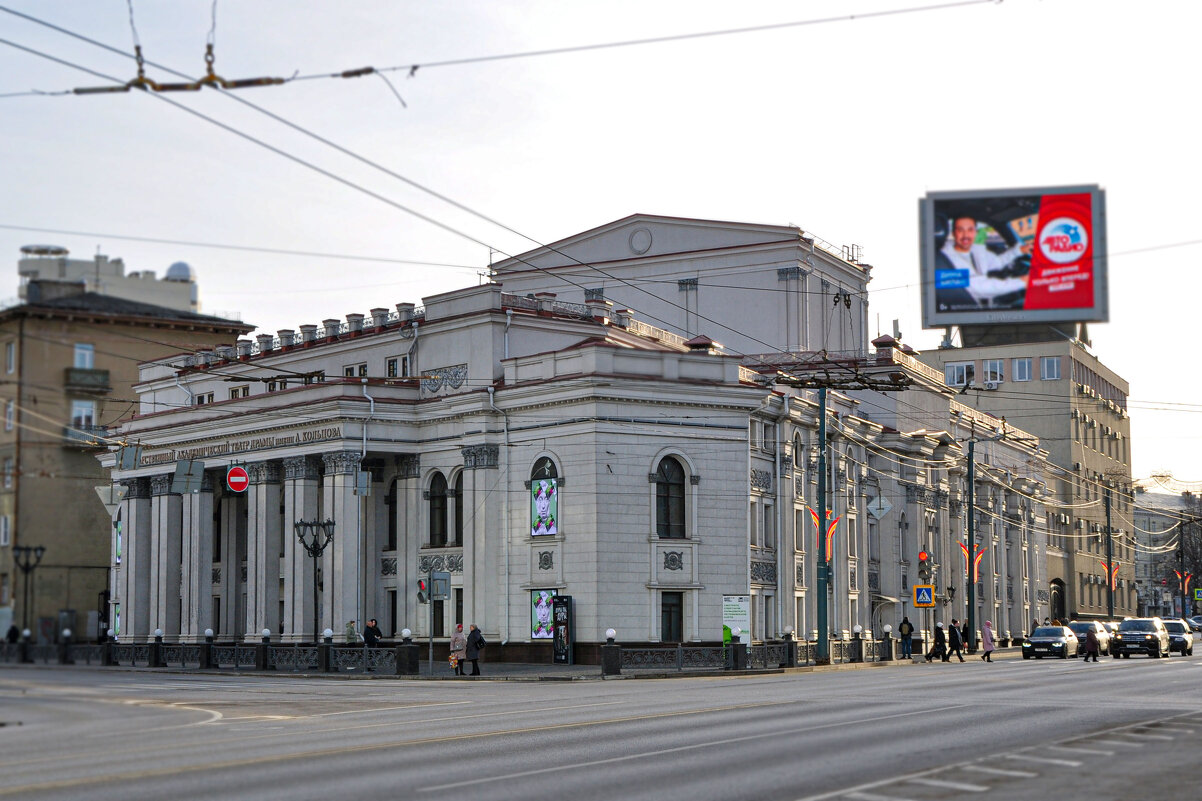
[
  {"x1": 1084, "y1": 627, "x2": 1100, "y2": 662},
  {"x1": 465, "y1": 624, "x2": 485, "y2": 676},
  {"x1": 925, "y1": 622, "x2": 946, "y2": 662}
]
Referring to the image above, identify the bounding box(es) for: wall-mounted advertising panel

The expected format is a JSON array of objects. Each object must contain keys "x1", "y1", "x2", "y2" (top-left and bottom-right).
[{"x1": 919, "y1": 185, "x2": 1107, "y2": 328}]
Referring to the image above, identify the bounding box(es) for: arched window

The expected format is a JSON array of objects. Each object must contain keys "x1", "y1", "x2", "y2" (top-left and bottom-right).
[
  {"x1": 452, "y1": 472, "x2": 463, "y2": 546},
  {"x1": 428, "y1": 472, "x2": 447, "y2": 548},
  {"x1": 385, "y1": 478, "x2": 398, "y2": 551},
  {"x1": 531, "y1": 457, "x2": 558, "y2": 481},
  {"x1": 655, "y1": 457, "x2": 686, "y2": 539}
]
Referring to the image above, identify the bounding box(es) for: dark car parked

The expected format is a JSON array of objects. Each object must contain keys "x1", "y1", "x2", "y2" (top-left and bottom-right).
[
  {"x1": 1162, "y1": 619, "x2": 1194, "y2": 655},
  {"x1": 1112, "y1": 617, "x2": 1170, "y2": 658}
]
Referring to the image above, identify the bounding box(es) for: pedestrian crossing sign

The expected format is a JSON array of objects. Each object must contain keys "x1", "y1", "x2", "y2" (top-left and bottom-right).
[
  {"x1": 1194, "y1": 588, "x2": 1202, "y2": 602},
  {"x1": 913, "y1": 585, "x2": 936, "y2": 608}
]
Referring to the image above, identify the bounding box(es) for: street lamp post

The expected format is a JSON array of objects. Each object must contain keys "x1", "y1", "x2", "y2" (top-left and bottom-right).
[
  {"x1": 294, "y1": 520, "x2": 334, "y2": 645},
  {"x1": 13, "y1": 545, "x2": 46, "y2": 631}
]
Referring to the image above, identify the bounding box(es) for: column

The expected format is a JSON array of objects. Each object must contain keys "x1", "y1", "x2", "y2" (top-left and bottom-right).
[
  {"x1": 398, "y1": 454, "x2": 420, "y2": 636},
  {"x1": 323, "y1": 451, "x2": 362, "y2": 637},
  {"x1": 150, "y1": 475, "x2": 183, "y2": 639},
  {"x1": 219, "y1": 491, "x2": 244, "y2": 638},
  {"x1": 180, "y1": 473, "x2": 215, "y2": 641},
  {"x1": 119, "y1": 479, "x2": 152, "y2": 641},
  {"x1": 246, "y1": 461, "x2": 283, "y2": 639},
  {"x1": 283, "y1": 456, "x2": 320, "y2": 643}
]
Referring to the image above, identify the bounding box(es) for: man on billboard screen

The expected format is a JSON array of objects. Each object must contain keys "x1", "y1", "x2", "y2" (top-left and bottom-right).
[{"x1": 921, "y1": 186, "x2": 1106, "y2": 328}]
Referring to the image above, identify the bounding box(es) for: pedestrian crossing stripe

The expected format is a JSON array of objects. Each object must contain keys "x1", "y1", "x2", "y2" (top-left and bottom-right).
[{"x1": 914, "y1": 585, "x2": 936, "y2": 607}]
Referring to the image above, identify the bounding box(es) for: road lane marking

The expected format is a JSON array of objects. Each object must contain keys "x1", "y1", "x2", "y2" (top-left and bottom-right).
[
  {"x1": 304, "y1": 701, "x2": 471, "y2": 718},
  {"x1": 1048, "y1": 745, "x2": 1113, "y2": 756},
  {"x1": 962, "y1": 765, "x2": 1037, "y2": 778},
  {"x1": 906, "y1": 777, "x2": 987, "y2": 792},
  {"x1": 1005, "y1": 754, "x2": 1081, "y2": 767},
  {"x1": 416, "y1": 705, "x2": 970, "y2": 792},
  {"x1": 846, "y1": 793, "x2": 917, "y2": 801},
  {"x1": 1088, "y1": 738, "x2": 1144, "y2": 747},
  {"x1": 1121, "y1": 732, "x2": 1173, "y2": 740}
]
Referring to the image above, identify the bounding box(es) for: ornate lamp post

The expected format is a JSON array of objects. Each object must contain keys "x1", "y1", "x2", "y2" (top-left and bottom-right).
[
  {"x1": 294, "y1": 520, "x2": 334, "y2": 644},
  {"x1": 13, "y1": 545, "x2": 46, "y2": 631}
]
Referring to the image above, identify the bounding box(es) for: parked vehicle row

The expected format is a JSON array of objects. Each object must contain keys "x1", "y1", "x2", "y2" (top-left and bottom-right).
[{"x1": 1021, "y1": 617, "x2": 1195, "y2": 660}]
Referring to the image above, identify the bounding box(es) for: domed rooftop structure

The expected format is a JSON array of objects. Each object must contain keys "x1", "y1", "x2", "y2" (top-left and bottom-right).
[{"x1": 165, "y1": 261, "x2": 196, "y2": 282}]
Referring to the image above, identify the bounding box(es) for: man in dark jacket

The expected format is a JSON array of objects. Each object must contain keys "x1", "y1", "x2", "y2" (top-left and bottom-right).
[
  {"x1": 466, "y1": 624, "x2": 486, "y2": 676},
  {"x1": 925, "y1": 622, "x2": 946, "y2": 662},
  {"x1": 898, "y1": 616, "x2": 914, "y2": 659},
  {"x1": 946, "y1": 618, "x2": 965, "y2": 662},
  {"x1": 363, "y1": 618, "x2": 383, "y2": 648}
]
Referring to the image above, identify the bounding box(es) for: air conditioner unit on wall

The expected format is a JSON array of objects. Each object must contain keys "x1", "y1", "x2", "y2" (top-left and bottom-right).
[{"x1": 983, "y1": 380, "x2": 1000, "y2": 391}]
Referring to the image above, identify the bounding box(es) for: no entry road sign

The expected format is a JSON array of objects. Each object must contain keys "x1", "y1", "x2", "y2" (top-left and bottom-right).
[{"x1": 226, "y1": 465, "x2": 249, "y2": 493}]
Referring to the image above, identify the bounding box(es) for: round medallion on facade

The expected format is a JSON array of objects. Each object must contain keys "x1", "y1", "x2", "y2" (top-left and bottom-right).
[{"x1": 628, "y1": 227, "x2": 653, "y2": 255}]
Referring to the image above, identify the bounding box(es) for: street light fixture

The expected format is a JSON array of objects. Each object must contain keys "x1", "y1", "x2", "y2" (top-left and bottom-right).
[
  {"x1": 294, "y1": 519, "x2": 335, "y2": 645},
  {"x1": 12, "y1": 545, "x2": 46, "y2": 631}
]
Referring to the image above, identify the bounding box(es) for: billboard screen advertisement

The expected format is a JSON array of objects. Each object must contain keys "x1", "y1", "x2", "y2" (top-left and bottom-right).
[
  {"x1": 920, "y1": 185, "x2": 1107, "y2": 328},
  {"x1": 531, "y1": 589, "x2": 556, "y2": 639},
  {"x1": 530, "y1": 478, "x2": 558, "y2": 537}
]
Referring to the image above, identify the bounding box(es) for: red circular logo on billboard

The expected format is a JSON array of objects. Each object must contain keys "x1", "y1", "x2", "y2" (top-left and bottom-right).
[
  {"x1": 1038, "y1": 216, "x2": 1089, "y2": 264},
  {"x1": 226, "y1": 465, "x2": 249, "y2": 493}
]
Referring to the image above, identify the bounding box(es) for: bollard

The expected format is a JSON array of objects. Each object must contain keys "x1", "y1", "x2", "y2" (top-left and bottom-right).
[
  {"x1": 102, "y1": 628, "x2": 115, "y2": 666},
  {"x1": 600, "y1": 628, "x2": 621, "y2": 676},
  {"x1": 395, "y1": 628, "x2": 420, "y2": 676},
  {"x1": 850, "y1": 626, "x2": 864, "y2": 663},
  {"x1": 151, "y1": 629, "x2": 165, "y2": 668},
  {"x1": 730, "y1": 630, "x2": 748, "y2": 670},
  {"x1": 256, "y1": 629, "x2": 271, "y2": 671},
  {"x1": 783, "y1": 628, "x2": 798, "y2": 668},
  {"x1": 320, "y1": 628, "x2": 335, "y2": 672},
  {"x1": 59, "y1": 628, "x2": 74, "y2": 665},
  {"x1": 19, "y1": 629, "x2": 32, "y2": 663},
  {"x1": 201, "y1": 629, "x2": 214, "y2": 670},
  {"x1": 880, "y1": 625, "x2": 894, "y2": 662}
]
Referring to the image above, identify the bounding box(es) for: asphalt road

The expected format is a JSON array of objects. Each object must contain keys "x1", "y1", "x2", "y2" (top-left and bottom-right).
[{"x1": 2, "y1": 652, "x2": 1200, "y2": 801}]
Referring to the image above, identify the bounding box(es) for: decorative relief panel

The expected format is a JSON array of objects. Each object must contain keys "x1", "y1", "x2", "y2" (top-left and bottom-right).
[
  {"x1": 750, "y1": 560, "x2": 776, "y2": 585},
  {"x1": 868, "y1": 571, "x2": 880, "y2": 592},
  {"x1": 750, "y1": 469, "x2": 773, "y2": 492},
  {"x1": 663, "y1": 551, "x2": 684, "y2": 571},
  {"x1": 461, "y1": 445, "x2": 499, "y2": 470},
  {"x1": 122, "y1": 478, "x2": 150, "y2": 499},
  {"x1": 419, "y1": 552, "x2": 464, "y2": 574},
  {"x1": 380, "y1": 557, "x2": 397, "y2": 576},
  {"x1": 421, "y1": 364, "x2": 468, "y2": 393},
  {"x1": 538, "y1": 551, "x2": 554, "y2": 571},
  {"x1": 322, "y1": 451, "x2": 362, "y2": 476},
  {"x1": 794, "y1": 474, "x2": 805, "y2": 498},
  {"x1": 249, "y1": 461, "x2": 282, "y2": 485},
  {"x1": 211, "y1": 567, "x2": 221, "y2": 585},
  {"x1": 283, "y1": 455, "x2": 320, "y2": 481},
  {"x1": 397, "y1": 454, "x2": 420, "y2": 479},
  {"x1": 150, "y1": 474, "x2": 174, "y2": 496},
  {"x1": 780, "y1": 455, "x2": 793, "y2": 477},
  {"x1": 849, "y1": 565, "x2": 858, "y2": 591},
  {"x1": 796, "y1": 564, "x2": 806, "y2": 588}
]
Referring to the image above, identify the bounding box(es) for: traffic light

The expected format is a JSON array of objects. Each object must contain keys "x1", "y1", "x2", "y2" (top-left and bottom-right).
[
  {"x1": 918, "y1": 550, "x2": 931, "y2": 580},
  {"x1": 1162, "y1": 579, "x2": 1168, "y2": 587},
  {"x1": 417, "y1": 579, "x2": 429, "y2": 604}
]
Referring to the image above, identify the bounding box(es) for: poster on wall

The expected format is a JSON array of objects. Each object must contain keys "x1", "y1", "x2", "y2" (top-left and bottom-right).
[
  {"x1": 722, "y1": 595, "x2": 751, "y2": 644},
  {"x1": 552, "y1": 595, "x2": 574, "y2": 665},
  {"x1": 531, "y1": 478, "x2": 558, "y2": 536},
  {"x1": 919, "y1": 185, "x2": 1107, "y2": 328},
  {"x1": 531, "y1": 589, "x2": 557, "y2": 638}
]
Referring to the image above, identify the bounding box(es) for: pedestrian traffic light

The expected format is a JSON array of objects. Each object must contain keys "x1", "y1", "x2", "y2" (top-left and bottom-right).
[
  {"x1": 417, "y1": 579, "x2": 429, "y2": 604},
  {"x1": 918, "y1": 550, "x2": 931, "y2": 580}
]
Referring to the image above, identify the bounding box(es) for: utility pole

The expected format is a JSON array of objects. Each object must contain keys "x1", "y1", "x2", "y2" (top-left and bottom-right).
[
  {"x1": 1105, "y1": 487, "x2": 1114, "y2": 619},
  {"x1": 766, "y1": 353, "x2": 910, "y2": 665}
]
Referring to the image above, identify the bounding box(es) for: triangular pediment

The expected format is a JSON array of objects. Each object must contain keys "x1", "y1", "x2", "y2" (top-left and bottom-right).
[{"x1": 492, "y1": 213, "x2": 801, "y2": 274}]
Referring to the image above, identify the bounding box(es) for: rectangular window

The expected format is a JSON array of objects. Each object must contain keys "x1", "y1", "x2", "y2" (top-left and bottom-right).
[
  {"x1": 944, "y1": 362, "x2": 974, "y2": 387},
  {"x1": 193, "y1": 393, "x2": 214, "y2": 406},
  {"x1": 763, "y1": 423, "x2": 777, "y2": 454},
  {"x1": 4, "y1": 342, "x2": 13, "y2": 374},
  {"x1": 982, "y1": 359, "x2": 1004, "y2": 383},
  {"x1": 267, "y1": 381, "x2": 277, "y2": 393},
  {"x1": 387, "y1": 589, "x2": 397, "y2": 637},
  {"x1": 71, "y1": 399, "x2": 95, "y2": 427},
  {"x1": 74, "y1": 343, "x2": 95, "y2": 369},
  {"x1": 2, "y1": 457, "x2": 12, "y2": 489},
  {"x1": 229, "y1": 386, "x2": 250, "y2": 400},
  {"x1": 0, "y1": 516, "x2": 8, "y2": 547},
  {"x1": 433, "y1": 599, "x2": 445, "y2": 637},
  {"x1": 1041, "y1": 356, "x2": 1061, "y2": 380},
  {"x1": 344, "y1": 363, "x2": 367, "y2": 378},
  {"x1": 763, "y1": 503, "x2": 776, "y2": 549},
  {"x1": 1013, "y1": 357, "x2": 1031, "y2": 382},
  {"x1": 660, "y1": 591, "x2": 683, "y2": 643},
  {"x1": 749, "y1": 501, "x2": 760, "y2": 547},
  {"x1": 0, "y1": 573, "x2": 9, "y2": 605},
  {"x1": 386, "y1": 358, "x2": 398, "y2": 378},
  {"x1": 4, "y1": 400, "x2": 12, "y2": 431}
]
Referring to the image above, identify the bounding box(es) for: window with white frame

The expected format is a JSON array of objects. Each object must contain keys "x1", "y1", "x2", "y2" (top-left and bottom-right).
[
  {"x1": 1041, "y1": 356, "x2": 1061, "y2": 380},
  {"x1": 944, "y1": 362, "x2": 974, "y2": 387},
  {"x1": 72, "y1": 399, "x2": 95, "y2": 427},
  {"x1": 2, "y1": 457, "x2": 12, "y2": 489},
  {"x1": 228, "y1": 386, "x2": 250, "y2": 400},
  {"x1": 763, "y1": 502, "x2": 775, "y2": 549},
  {"x1": 4, "y1": 341, "x2": 13, "y2": 374},
  {"x1": 1013, "y1": 357, "x2": 1031, "y2": 382},
  {"x1": 0, "y1": 515, "x2": 8, "y2": 546},
  {"x1": 5, "y1": 400, "x2": 14, "y2": 431},
  {"x1": 74, "y1": 343, "x2": 95, "y2": 369},
  {"x1": 386, "y1": 355, "x2": 411, "y2": 379},
  {"x1": 982, "y1": 359, "x2": 1004, "y2": 383},
  {"x1": 344, "y1": 363, "x2": 368, "y2": 377}
]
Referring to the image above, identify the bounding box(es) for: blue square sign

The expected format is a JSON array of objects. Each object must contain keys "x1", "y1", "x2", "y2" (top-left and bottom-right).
[{"x1": 913, "y1": 585, "x2": 936, "y2": 608}]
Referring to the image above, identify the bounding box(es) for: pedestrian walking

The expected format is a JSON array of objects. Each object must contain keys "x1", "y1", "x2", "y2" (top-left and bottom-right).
[
  {"x1": 345, "y1": 620, "x2": 359, "y2": 645},
  {"x1": 961, "y1": 620, "x2": 971, "y2": 653},
  {"x1": 980, "y1": 620, "x2": 996, "y2": 662},
  {"x1": 465, "y1": 624, "x2": 486, "y2": 676},
  {"x1": 898, "y1": 616, "x2": 914, "y2": 659},
  {"x1": 449, "y1": 623, "x2": 467, "y2": 675},
  {"x1": 5, "y1": 624, "x2": 18, "y2": 644},
  {"x1": 1083, "y1": 627, "x2": 1100, "y2": 662},
  {"x1": 946, "y1": 618, "x2": 965, "y2": 662},
  {"x1": 926, "y1": 622, "x2": 946, "y2": 662}
]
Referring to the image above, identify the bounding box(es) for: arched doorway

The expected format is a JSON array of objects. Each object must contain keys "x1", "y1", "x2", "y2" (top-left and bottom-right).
[{"x1": 1049, "y1": 579, "x2": 1067, "y2": 623}]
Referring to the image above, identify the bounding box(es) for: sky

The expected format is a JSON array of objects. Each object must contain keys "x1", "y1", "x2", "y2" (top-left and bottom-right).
[{"x1": 1, "y1": 0, "x2": 1199, "y2": 483}]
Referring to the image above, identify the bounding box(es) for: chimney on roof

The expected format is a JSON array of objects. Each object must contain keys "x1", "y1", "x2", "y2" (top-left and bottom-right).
[
  {"x1": 585, "y1": 298, "x2": 613, "y2": 323},
  {"x1": 613, "y1": 308, "x2": 632, "y2": 328},
  {"x1": 346, "y1": 313, "x2": 364, "y2": 334},
  {"x1": 534, "y1": 292, "x2": 556, "y2": 314},
  {"x1": 396, "y1": 303, "x2": 415, "y2": 322},
  {"x1": 370, "y1": 308, "x2": 390, "y2": 328},
  {"x1": 236, "y1": 339, "x2": 253, "y2": 359},
  {"x1": 278, "y1": 330, "x2": 295, "y2": 348},
  {"x1": 323, "y1": 319, "x2": 341, "y2": 340},
  {"x1": 299, "y1": 324, "x2": 318, "y2": 344},
  {"x1": 256, "y1": 334, "x2": 275, "y2": 353}
]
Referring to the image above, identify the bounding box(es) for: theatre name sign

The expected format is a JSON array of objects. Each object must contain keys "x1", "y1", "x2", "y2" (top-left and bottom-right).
[{"x1": 138, "y1": 426, "x2": 345, "y2": 467}]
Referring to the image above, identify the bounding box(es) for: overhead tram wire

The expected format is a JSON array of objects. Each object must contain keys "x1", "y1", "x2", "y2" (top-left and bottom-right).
[{"x1": 1, "y1": 11, "x2": 864, "y2": 365}]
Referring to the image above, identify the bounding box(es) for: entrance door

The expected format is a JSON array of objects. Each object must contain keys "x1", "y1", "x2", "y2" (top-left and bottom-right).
[{"x1": 661, "y1": 591, "x2": 683, "y2": 643}]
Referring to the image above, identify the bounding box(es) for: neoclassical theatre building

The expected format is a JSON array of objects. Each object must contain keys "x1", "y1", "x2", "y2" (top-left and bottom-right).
[{"x1": 100, "y1": 279, "x2": 1053, "y2": 656}]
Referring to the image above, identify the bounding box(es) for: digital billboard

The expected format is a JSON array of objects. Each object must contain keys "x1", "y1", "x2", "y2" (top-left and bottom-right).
[{"x1": 919, "y1": 185, "x2": 1107, "y2": 328}]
